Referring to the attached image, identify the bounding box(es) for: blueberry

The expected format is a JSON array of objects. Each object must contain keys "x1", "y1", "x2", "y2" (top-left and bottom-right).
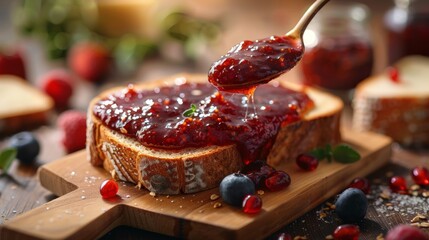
[
  {"x1": 335, "y1": 188, "x2": 368, "y2": 223},
  {"x1": 8, "y1": 132, "x2": 40, "y2": 165},
  {"x1": 219, "y1": 173, "x2": 255, "y2": 207}
]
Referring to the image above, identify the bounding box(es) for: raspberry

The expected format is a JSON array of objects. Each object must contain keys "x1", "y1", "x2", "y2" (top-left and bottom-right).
[
  {"x1": 0, "y1": 50, "x2": 26, "y2": 80},
  {"x1": 40, "y1": 69, "x2": 73, "y2": 109},
  {"x1": 58, "y1": 110, "x2": 86, "y2": 153},
  {"x1": 68, "y1": 42, "x2": 111, "y2": 82}
]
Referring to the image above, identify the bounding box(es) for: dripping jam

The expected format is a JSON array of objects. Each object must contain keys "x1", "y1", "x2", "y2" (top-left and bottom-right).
[{"x1": 93, "y1": 80, "x2": 313, "y2": 164}]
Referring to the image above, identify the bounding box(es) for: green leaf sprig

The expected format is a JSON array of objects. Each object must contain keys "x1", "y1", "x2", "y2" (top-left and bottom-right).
[
  {"x1": 182, "y1": 104, "x2": 198, "y2": 118},
  {"x1": 0, "y1": 148, "x2": 17, "y2": 173},
  {"x1": 308, "y1": 144, "x2": 361, "y2": 164}
]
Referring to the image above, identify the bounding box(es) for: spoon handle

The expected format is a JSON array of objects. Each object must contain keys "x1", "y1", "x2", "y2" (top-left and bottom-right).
[{"x1": 287, "y1": 0, "x2": 330, "y2": 38}]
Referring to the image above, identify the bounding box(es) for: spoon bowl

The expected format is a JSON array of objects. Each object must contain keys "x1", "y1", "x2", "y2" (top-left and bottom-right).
[{"x1": 208, "y1": 0, "x2": 330, "y2": 94}]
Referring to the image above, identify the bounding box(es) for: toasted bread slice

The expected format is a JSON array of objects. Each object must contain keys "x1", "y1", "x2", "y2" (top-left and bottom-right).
[
  {"x1": 0, "y1": 75, "x2": 53, "y2": 135},
  {"x1": 353, "y1": 56, "x2": 429, "y2": 147},
  {"x1": 87, "y1": 74, "x2": 343, "y2": 194}
]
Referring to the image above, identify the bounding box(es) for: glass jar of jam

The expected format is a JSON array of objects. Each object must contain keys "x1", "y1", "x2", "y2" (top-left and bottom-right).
[
  {"x1": 300, "y1": 2, "x2": 374, "y2": 90},
  {"x1": 384, "y1": 0, "x2": 429, "y2": 64}
]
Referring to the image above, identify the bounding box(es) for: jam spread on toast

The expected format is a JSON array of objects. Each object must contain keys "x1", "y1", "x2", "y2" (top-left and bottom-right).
[
  {"x1": 208, "y1": 35, "x2": 303, "y2": 94},
  {"x1": 93, "y1": 81, "x2": 313, "y2": 164}
]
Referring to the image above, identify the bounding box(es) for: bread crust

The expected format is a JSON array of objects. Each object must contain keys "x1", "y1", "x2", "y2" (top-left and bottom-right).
[{"x1": 87, "y1": 74, "x2": 343, "y2": 194}]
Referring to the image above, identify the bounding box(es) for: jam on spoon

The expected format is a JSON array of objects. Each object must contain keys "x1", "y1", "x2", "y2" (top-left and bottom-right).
[{"x1": 208, "y1": 0, "x2": 330, "y2": 94}]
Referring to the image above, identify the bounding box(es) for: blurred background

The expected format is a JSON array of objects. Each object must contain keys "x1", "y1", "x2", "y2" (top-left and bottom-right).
[{"x1": 0, "y1": 0, "x2": 410, "y2": 90}]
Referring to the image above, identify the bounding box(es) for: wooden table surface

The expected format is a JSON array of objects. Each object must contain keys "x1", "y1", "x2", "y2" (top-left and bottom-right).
[{"x1": 1, "y1": 0, "x2": 429, "y2": 239}]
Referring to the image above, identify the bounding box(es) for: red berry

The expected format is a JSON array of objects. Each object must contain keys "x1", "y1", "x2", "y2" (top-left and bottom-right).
[
  {"x1": 389, "y1": 176, "x2": 407, "y2": 194},
  {"x1": 349, "y1": 177, "x2": 371, "y2": 194},
  {"x1": 277, "y1": 232, "x2": 292, "y2": 240},
  {"x1": 0, "y1": 50, "x2": 26, "y2": 80},
  {"x1": 40, "y1": 69, "x2": 73, "y2": 109},
  {"x1": 68, "y1": 42, "x2": 111, "y2": 82},
  {"x1": 100, "y1": 179, "x2": 119, "y2": 199},
  {"x1": 242, "y1": 195, "x2": 262, "y2": 214},
  {"x1": 333, "y1": 224, "x2": 360, "y2": 240},
  {"x1": 411, "y1": 167, "x2": 429, "y2": 186},
  {"x1": 386, "y1": 224, "x2": 429, "y2": 240},
  {"x1": 388, "y1": 66, "x2": 400, "y2": 84},
  {"x1": 296, "y1": 153, "x2": 319, "y2": 171},
  {"x1": 57, "y1": 110, "x2": 86, "y2": 153},
  {"x1": 265, "y1": 170, "x2": 291, "y2": 191}
]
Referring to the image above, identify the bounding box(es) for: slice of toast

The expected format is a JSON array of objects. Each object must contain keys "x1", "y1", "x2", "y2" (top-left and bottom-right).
[
  {"x1": 87, "y1": 74, "x2": 343, "y2": 194},
  {"x1": 0, "y1": 75, "x2": 53, "y2": 135},
  {"x1": 353, "y1": 56, "x2": 429, "y2": 147}
]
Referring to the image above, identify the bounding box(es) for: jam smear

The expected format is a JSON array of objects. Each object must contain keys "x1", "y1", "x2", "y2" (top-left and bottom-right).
[
  {"x1": 208, "y1": 35, "x2": 303, "y2": 94},
  {"x1": 93, "y1": 81, "x2": 313, "y2": 164}
]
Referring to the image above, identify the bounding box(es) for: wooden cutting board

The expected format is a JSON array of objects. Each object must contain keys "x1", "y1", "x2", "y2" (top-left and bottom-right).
[{"x1": 0, "y1": 128, "x2": 391, "y2": 240}]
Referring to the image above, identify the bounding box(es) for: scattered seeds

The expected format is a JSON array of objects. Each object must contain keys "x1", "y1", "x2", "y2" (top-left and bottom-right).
[
  {"x1": 257, "y1": 190, "x2": 265, "y2": 195},
  {"x1": 325, "y1": 235, "x2": 334, "y2": 240},
  {"x1": 210, "y1": 194, "x2": 220, "y2": 201},
  {"x1": 149, "y1": 191, "x2": 156, "y2": 197},
  {"x1": 120, "y1": 128, "x2": 128, "y2": 134},
  {"x1": 411, "y1": 215, "x2": 421, "y2": 223},
  {"x1": 213, "y1": 202, "x2": 222, "y2": 208},
  {"x1": 380, "y1": 192, "x2": 391, "y2": 200},
  {"x1": 326, "y1": 202, "x2": 335, "y2": 210},
  {"x1": 376, "y1": 233, "x2": 384, "y2": 240},
  {"x1": 410, "y1": 185, "x2": 421, "y2": 191},
  {"x1": 420, "y1": 222, "x2": 429, "y2": 228},
  {"x1": 293, "y1": 236, "x2": 307, "y2": 240}
]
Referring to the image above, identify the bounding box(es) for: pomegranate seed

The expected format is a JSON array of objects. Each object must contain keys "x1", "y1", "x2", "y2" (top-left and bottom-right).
[
  {"x1": 265, "y1": 170, "x2": 291, "y2": 191},
  {"x1": 411, "y1": 167, "x2": 429, "y2": 186},
  {"x1": 277, "y1": 232, "x2": 292, "y2": 240},
  {"x1": 333, "y1": 224, "x2": 360, "y2": 240},
  {"x1": 388, "y1": 66, "x2": 400, "y2": 83},
  {"x1": 296, "y1": 153, "x2": 319, "y2": 171},
  {"x1": 349, "y1": 177, "x2": 371, "y2": 194},
  {"x1": 389, "y1": 176, "x2": 407, "y2": 194},
  {"x1": 100, "y1": 179, "x2": 119, "y2": 199},
  {"x1": 242, "y1": 195, "x2": 262, "y2": 214}
]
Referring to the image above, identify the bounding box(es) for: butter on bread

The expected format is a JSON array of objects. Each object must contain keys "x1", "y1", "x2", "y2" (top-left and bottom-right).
[
  {"x1": 87, "y1": 74, "x2": 343, "y2": 194},
  {"x1": 0, "y1": 75, "x2": 53, "y2": 135},
  {"x1": 353, "y1": 56, "x2": 429, "y2": 147}
]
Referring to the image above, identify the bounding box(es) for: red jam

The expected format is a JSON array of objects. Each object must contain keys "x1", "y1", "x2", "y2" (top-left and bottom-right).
[
  {"x1": 208, "y1": 35, "x2": 303, "y2": 93},
  {"x1": 93, "y1": 81, "x2": 313, "y2": 164},
  {"x1": 301, "y1": 36, "x2": 373, "y2": 90}
]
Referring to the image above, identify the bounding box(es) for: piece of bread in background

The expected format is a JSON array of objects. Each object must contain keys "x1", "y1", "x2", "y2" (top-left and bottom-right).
[
  {"x1": 0, "y1": 75, "x2": 53, "y2": 136},
  {"x1": 353, "y1": 56, "x2": 429, "y2": 148}
]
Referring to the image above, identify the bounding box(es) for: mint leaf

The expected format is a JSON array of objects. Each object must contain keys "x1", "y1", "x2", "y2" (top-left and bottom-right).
[
  {"x1": 332, "y1": 144, "x2": 361, "y2": 164},
  {"x1": 308, "y1": 147, "x2": 328, "y2": 160},
  {"x1": 325, "y1": 144, "x2": 333, "y2": 162},
  {"x1": 182, "y1": 104, "x2": 197, "y2": 117},
  {"x1": 0, "y1": 148, "x2": 17, "y2": 173}
]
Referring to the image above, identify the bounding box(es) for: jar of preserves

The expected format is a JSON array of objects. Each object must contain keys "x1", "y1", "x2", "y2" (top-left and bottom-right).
[
  {"x1": 300, "y1": 2, "x2": 374, "y2": 90},
  {"x1": 384, "y1": 0, "x2": 429, "y2": 64}
]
